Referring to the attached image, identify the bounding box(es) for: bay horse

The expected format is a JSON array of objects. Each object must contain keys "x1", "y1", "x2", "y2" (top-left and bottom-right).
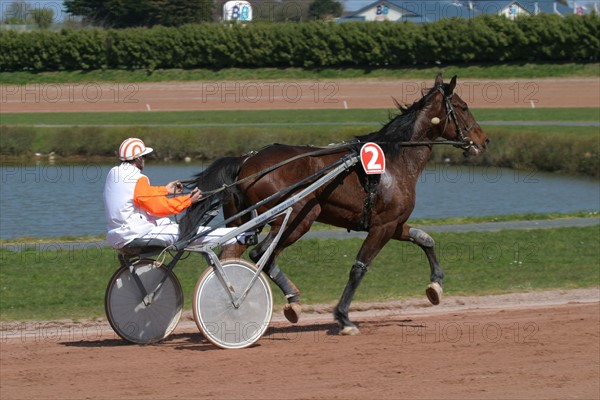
[{"x1": 180, "y1": 75, "x2": 489, "y2": 335}]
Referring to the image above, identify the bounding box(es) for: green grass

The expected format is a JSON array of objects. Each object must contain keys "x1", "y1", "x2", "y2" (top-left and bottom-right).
[
  {"x1": 480, "y1": 125, "x2": 599, "y2": 136},
  {"x1": 1, "y1": 107, "x2": 598, "y2": 126},
  {"x1": 348, "y1": 211, "x2": 600, "y2": 229},
  {"x1": 0, "y1": 63, "x2": 598, "y2": 84},
  {"x1": 1, "y1": 109, "x2": 384, "y2": 126},
  {"x1": 474, "y1": 108, "x2": 600, "y2": 122},
  {"x1": 1, "y1": 225, "x2": 598, "y2": 321}
]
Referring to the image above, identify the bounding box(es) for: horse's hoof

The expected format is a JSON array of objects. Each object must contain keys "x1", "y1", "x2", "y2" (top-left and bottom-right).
[
  {"x1": 283, "y1": 302, "x2": 302, "y2": 324},
  {"x1": 340, "y1": 326, "x2": 360, "y2": 336},
  {"x1": 426, "y1": 282, "x2": 443, "y2": 305}
]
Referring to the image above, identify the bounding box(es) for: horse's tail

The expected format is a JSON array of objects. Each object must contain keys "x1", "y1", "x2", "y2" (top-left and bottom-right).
[{"x1": 178, "y1": 156, "x2": 245, "y2": 241}]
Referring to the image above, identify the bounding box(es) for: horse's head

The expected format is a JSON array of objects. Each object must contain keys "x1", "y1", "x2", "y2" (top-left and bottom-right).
[{"x1": 427, "y1": 74, "x2": 489, "y2": 156}]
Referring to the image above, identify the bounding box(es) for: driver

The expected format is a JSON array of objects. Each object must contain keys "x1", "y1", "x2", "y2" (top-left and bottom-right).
[{"x1": 103, "y1": 137, "x2": 252, "y2": 249}]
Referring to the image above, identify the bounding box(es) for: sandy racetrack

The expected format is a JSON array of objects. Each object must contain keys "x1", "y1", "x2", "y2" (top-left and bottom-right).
[
  {"x1": 1, "y1": 78, "x2": 599, "y2": 399},
  {"x1": 1, "y1": 290, "x2": 599, "y2": 399}
]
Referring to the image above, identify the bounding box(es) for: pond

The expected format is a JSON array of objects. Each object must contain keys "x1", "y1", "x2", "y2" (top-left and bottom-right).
[{"x1": 0, "y1": 162, "x2": 598, "y2": 239}]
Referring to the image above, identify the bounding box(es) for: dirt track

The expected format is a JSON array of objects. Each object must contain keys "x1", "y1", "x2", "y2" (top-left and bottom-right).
[
  {"x1": 1, "y1": 78, "x2": 599, "y2": 113},
  {"x1": 1, "y1": 290, "x2": 599, "y2": 400}
]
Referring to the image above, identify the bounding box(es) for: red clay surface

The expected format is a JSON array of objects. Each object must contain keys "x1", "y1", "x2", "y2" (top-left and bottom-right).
[
  {"x1": 1, "y1": 78, "x2": 599, "y2": 113},
  {"x1": 1, "y1": 291, "x2": 599, "y2": 400}
]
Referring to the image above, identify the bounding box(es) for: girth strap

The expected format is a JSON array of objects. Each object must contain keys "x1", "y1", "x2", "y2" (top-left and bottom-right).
[{"x1": 360, "y1": 174, "x2": 380, "y2": 230}]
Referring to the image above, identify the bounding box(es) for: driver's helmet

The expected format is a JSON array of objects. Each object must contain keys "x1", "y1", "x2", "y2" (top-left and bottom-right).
[{"x1": 118, "y1": 138, "x2": 153, "y2": 161}]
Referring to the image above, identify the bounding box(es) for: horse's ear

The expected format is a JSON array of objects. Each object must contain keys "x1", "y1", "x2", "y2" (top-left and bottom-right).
[
  {"x1": 392, "y1": 97, "x2": 408, "y2": 113},
  {"x1": 448, "y1": 75, "x2": 457, "y2": 94},
  {"x1": 434, "y1": 73, "x2": 443, "y2": 87}
]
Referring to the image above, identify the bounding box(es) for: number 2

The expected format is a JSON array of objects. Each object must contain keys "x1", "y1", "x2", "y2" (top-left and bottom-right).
[
  {"x1": 364, "y1": 146, "x2": 382, "y2": 170},
  {"x1": 360, "y1": 143, "x2": 385, "y2": 174}
]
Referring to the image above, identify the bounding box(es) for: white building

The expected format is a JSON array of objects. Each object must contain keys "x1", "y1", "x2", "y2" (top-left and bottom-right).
[{"x1": 338, "y1": 0, "x2": 578, "y2": 23}]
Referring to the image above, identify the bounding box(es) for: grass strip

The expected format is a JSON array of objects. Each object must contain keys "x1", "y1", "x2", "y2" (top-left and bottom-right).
[
  {"x1": 1, "y1": 225, "x2": 598, "y2": 321},
  {"x1": 0, "y1": 63, "x2": 598, "y2": 85},
  {"x1": 1, "y1": 108, "x2": 598, "y2": 126}
]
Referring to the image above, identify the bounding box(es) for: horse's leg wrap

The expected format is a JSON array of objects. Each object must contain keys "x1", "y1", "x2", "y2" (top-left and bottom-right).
[
  {"x1": 351, "y1": 260, "x2": 369, "y2": 275},
  {"x1": 334, "y1": 260, "x2": 369, "y2": 335},
  {"x1": 265, "y1": 262, "x2": 302, "y2": 323},
  {"x1": 409, "y1": 227, "x2": 435, "y2": 248},
  {"x1": 267, "y1": 263, "x2": 301, "y2": 303},
  {"x1": 409, "y1": 228, "x2": 444, "y2": 305}
]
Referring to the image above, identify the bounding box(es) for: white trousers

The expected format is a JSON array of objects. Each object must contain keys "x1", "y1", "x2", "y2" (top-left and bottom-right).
[{"x1": 139, "y1": 218, "x2": 239, "y2": 246}]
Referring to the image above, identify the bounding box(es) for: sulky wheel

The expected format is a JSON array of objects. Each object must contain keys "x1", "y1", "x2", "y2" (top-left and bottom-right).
[
  {"x1": 105, "y1": 261, "x2": 183, "y2": 344},
  {"x1": 193, "y1": 259, "x2": 273, "y2": 349}
]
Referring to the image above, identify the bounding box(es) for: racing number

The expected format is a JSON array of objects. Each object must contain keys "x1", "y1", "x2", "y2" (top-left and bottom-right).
[{"x1": 360, "y1": 143, "x2": 385, "y2": 174}]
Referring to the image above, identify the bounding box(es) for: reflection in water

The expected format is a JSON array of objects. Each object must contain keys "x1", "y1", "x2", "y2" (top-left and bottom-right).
[{"x1": 1, "y1": 163, "x2": 598, "y2": 239}]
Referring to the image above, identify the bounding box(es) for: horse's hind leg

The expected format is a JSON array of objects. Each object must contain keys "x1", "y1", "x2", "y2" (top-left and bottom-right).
[
  {"x1": 220, "y1": 226, "x2": 302, "y2": 323},
  {"x1": 255, "y1": 200, "x2": 324, "y2": 323},
  {"x1": 398, "y1": 225, "x2": 444, "y2": 305},
  {"x1": 249, "y1": 229, "x2": 302, "y2": 323},
  {"x1": 265, "y1": 262, "x2": 301, "y2": 322}
]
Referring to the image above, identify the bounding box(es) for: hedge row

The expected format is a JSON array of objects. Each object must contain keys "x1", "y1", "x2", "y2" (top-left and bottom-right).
[{"x1": 1, "y1": 14, "x2": 598, "y2": 71}]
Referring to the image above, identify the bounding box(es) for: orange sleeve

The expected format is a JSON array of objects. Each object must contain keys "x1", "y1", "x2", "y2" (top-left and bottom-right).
[{"x1": 133, "y1": 176, "x2": 192, "y2": 217}]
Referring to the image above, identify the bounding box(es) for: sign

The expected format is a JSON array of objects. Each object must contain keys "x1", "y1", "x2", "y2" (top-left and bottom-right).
[
  {"x1": 223, "y1": 1, "x2": 252, "y2": 21},
  {"x1": 360, "y1": 143, "x2": 385, "y2": 174},
  {"x1": 375, "y1": 3, "x2": 389, "y2": 20}
]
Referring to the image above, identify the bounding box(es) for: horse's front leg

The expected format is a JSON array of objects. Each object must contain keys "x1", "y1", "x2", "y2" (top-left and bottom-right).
[
  {"x1": 334, "y1": 225, "x2": 394, "y2": 335},
  {"x1": 396, "y1": 224, "x2": 444, "y2": 305}
]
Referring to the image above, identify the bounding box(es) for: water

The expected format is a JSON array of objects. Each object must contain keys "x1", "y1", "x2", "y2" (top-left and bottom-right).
[{"x1": 1, "y1": 162, "x2": 598, "y2": 239}]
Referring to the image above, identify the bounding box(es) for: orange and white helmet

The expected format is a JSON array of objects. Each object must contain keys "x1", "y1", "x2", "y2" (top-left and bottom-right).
[{"x1": 118, "y1": 138, "x2": 153, "y2": 161}]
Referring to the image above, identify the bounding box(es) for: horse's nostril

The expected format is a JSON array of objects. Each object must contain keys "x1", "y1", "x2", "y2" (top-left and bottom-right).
[{"x1": 485, "y1": 138, "x2": 490, "y2": 146}]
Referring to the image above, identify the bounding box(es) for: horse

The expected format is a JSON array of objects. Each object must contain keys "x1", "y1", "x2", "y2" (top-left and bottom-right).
[{"x1": 180, "y1": 74, "x2": 489, "y2": 335}]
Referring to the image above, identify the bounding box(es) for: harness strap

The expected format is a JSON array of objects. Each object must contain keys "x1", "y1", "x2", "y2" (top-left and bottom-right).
[
  {"x1": 437, "y1": 86, "x2": 475, "y2": 149},
  {"x1": 360, "y1": 174, "x2": 380, "y2": 230}
]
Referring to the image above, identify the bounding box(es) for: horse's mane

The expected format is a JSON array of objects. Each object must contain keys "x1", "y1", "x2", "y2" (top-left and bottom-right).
[
  {"x1": 354, "y1": 83, "x2": 442, "y2": 158},
  {"x1": 178, "y1": 156, "x2": 243, "y2": 241}
]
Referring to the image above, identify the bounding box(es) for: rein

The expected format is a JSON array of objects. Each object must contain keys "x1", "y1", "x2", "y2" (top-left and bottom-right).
[{"x1": 180, "y1": 142, "x2": 356, "y2": 195}]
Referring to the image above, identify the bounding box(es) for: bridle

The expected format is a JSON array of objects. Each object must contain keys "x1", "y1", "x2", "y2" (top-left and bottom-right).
[{"x1": 437, "y1": 86, "x2": 476, "y2": 150}]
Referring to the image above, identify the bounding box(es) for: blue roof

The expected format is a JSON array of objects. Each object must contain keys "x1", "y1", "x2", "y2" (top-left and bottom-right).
[
  {"x1": 475, "y1": 0, "x2": 573, "y2": 15},
  {"x1": 343, "y1": 0, "x2": 421, "y2": 21},
  {"x1": 337, "y1": 0, "x2": 575, "y2": 23}
]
